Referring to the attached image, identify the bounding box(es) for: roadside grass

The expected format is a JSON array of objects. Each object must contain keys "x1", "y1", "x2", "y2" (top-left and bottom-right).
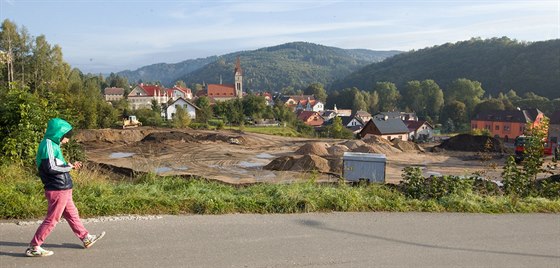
[{"x1": 1, "y1": 163, "x2": 559, "y2": 220}]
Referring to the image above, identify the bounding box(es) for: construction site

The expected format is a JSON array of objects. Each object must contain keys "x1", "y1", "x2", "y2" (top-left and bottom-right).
[{"x1": 73, "y1": 127, "x2": 538, "y2": 185}]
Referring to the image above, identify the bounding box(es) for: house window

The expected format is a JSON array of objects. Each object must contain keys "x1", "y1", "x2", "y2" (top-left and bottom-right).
[
  {"x1": 495, "y1": 125, "x2": 499, "y2": 130},
  {"x1": 387, "y1": 136, "x2": 392, "y2": 140},
  {"x1": 398, "y1": 135, "x2": 402, "y2": 140}
]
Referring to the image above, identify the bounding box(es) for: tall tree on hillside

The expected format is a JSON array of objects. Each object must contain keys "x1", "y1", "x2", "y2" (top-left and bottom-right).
[
  {"x1": 375, "y1": 82, "x2": 400, "y2": 112},
  {"x1": 303, "y1": 82, "x2": 327, "y2": 103},
  {"x1": 401, "y1": 80, "x2": 424, "y2": 113},
  {"x1": 421, "y1": 79, "x2": 444, "y2": 122},
  {"x1": 446, "y1": 78, "x2": 484, "y2": 116},
  {"x1": 367, "y1": 90, "x2": 379, "y2": 114},
  {"x1": 440, "y1": 100, "x2": 467, "y2": 132},
  {"x1": 352, "y1": 90, "x2": 367, "y2": 112}
]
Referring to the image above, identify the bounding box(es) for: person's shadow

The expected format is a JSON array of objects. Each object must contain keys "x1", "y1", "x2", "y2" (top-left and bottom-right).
[{"x1": 0, "y1": 241, "x2": 82, "y2": 257}]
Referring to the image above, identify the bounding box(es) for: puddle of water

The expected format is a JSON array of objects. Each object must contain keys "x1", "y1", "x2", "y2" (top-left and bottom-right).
[
  {"x1": 110, "y1": 152, "x2": 135, "y2": 158},
  {"x1": 154, "y1": 167, "x2": 173, "y2": 174},
  {"x1": 175, "y1": 166, "x2": 189, "y2": 170},
  {"x1": 238, "y1": 161, "x2": 265, "y2": 168},
  {"x1": 255, "y1": 153, "x2": 275, "y2": 159}
]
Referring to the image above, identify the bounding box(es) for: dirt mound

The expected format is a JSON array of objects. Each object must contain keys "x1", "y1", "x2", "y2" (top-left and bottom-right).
[
  {"x1": 342, "y1": 140, "x2": 366, "y2": 150},
  {"x1": 327, "y1": 144, "x2": 349, "y2": 156},
  {"x1": 76, "y1": 128, "x2": 157, "y2": 144},
  {"x1": 392, "y1": 139, "x2": 424, "y2": 152},
  {"x1": 437, "y1": 134, "x2": 506, "y2": 153},
  {"x1": 362, "y1": 134, "x2": 394, "y2": 146},
  {"x1": 352, "y1": 144, "x2": 401, "y2": 155},
  {"x1": 264, "y1": 154, "x2": 330, "y2": 172},
  {"x1": 142, "y1": 131, "x2": 198, "y2": 143},
  {"x1": 295, "y1": 142, "x2": 329, "y2": 156}
]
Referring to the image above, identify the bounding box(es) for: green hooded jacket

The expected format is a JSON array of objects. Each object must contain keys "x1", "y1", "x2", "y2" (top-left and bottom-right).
[{"x1": 36, "y1": 118, "x2": 74, "y2": 190}]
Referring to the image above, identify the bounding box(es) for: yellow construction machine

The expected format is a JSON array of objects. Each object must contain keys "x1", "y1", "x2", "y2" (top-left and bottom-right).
[{"x1": 122, "y1": 115, "x2": 142, "y2": 129}]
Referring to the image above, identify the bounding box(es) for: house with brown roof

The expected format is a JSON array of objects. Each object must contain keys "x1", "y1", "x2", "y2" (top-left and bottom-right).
[
  {"x1": 405, "y1": 120, "x2": 434, "y2": 141},
  {"x1": 104, "y1": 87, "x2": 124, "y2": 102},
  {"x1": 470, "y1": 108, "x2": 545, "y2": 141},
  {"x1": 297, "y1": 111, "x2": 324, "y2": 127}
]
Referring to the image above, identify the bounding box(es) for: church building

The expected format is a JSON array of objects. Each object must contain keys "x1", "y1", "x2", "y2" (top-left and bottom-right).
[{"x1": 203, "y1": 57, "x2": 243, "y2": 101}]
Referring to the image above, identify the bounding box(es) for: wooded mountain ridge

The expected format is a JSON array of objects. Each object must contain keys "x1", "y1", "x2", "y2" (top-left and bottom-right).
[
  {"x1": 331, "y1": 37, "x2": 560, "y2": 99},
  {"x1": 117, "y1": 42, "x2": 401, "y2": 91},
  {"x1": 117, "y1": 38, "x2": 559, "y2": 100}
]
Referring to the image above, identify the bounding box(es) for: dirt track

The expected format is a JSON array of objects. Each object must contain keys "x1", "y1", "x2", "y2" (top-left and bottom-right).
[{"x1": 76, "y1": 127, "x2": 511, "y2": 184}]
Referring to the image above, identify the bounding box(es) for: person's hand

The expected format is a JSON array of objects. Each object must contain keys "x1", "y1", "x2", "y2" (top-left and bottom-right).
[{"x1": 72, "y1": 161, "x2": 83, "y2": 170}]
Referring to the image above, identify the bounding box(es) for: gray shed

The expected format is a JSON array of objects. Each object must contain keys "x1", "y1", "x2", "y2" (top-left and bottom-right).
[{"x1": 343, "y1": 152, "x2": 386, "y2": 183}]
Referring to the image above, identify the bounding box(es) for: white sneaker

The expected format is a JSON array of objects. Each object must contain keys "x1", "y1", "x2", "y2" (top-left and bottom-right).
[
  {"x1": 83, "y1": 231, "x2": 106, "y2": 248},
  {"x1": 25, "y1": 246, "x2": 54, "y2": 257}
]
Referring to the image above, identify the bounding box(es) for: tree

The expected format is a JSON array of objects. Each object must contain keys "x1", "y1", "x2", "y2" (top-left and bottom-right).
[
  {"x1": 323, "y1": 116, "x2": 354, "y2": 139},
  {"x1": 352, "y1": 90, "x2": 367, "y2": 112},
  {"x1": 401, "y1": 80, "x2": 423, "y2": 113},
  {"x1": 421, "y1": 80, "x2": 444, "y2": 121},
  {"x1": 0, "y1": 85, "x2": 57, "y2": 165},
  {"x1": 172, "y1": 106, "x2": 191, "y2": 128},
  {"x1": 473, "y1": 98, "x2": 506, "y2": 115},
  {"x1": 194, "y1": 96, "x2": 212, "y2": 123},
  {"x1": 303, "y1": 82, "x2": 327, "y2": 103},
  {"x1": 441, "y1": 101, "x2": 467, "y2": 124},
  {"x1": 175, "y1": 80, "x2": 187, "y2": 88},
  {"x1": 242, "y1": 94, "x2": 267, "y2": 119},
  {"x1": 367, "y1": 90, "x2": 379, "y2": 114},
  {"x1": 446, "y1": 78, "x2": 484, "y2": 116},
  {"x1": 375, "y1": 82, "x2": 400, "y2": 112}
]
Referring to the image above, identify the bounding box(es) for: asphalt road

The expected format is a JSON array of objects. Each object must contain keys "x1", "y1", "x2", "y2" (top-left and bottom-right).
[{"x1": 1, "y1": 212, "x2": 559, "y2": 268}]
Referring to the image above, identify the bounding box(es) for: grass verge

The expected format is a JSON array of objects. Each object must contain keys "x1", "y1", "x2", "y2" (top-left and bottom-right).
[{"x1": 1, "y1": 164, "x2": 559, "y2": 220}]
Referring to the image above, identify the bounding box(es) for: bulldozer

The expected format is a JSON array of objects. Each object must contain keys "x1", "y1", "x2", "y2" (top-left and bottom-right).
[{"x1": 122, "y1": 115, "x2": 142, "y2": 129}]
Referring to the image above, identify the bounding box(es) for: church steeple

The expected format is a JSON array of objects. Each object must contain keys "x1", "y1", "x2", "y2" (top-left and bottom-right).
[{"x1": 234, "y1": 56, "x2": 243, "y2": 98}]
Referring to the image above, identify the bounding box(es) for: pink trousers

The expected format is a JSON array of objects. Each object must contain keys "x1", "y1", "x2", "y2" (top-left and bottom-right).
[{"x1": 30, "y1": 189, "x2": 89, "y2": 247}]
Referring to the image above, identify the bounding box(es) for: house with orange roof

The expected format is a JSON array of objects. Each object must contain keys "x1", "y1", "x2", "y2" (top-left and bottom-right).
[{"x1": 297, "y1": 111, "x2": 324, "y2": 127}]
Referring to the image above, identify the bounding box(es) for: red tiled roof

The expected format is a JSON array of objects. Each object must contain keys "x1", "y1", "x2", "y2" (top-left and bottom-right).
[
  {"x1": 104, "y1": 87, "x2": 124, "y2": 95},
  {"x1": 207, "y1": 84, "x2": 235, "y2": 96},
  {"x1": 172, "y1": 86, "x2": 192, "y2": 94},
  {"x1": 136, "y1": 84, "x2": 166, "y2": 97}
]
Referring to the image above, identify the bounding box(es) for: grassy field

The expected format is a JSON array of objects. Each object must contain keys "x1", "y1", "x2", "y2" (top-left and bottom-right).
[
  {"x1": 1, "y1": 163, "x2": 559, "y2": 220},
  {"x1": 227, "y1": 125, "x2": 302, "y2": 137}
]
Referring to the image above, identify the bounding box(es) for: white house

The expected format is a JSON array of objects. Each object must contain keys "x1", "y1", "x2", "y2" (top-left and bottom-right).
[
  {"x1": 405, "y1": 120, "x2": 434, "y2": 141},
  {"x1": 165, "y1": 97, "x2": 199, "y2": 120}
]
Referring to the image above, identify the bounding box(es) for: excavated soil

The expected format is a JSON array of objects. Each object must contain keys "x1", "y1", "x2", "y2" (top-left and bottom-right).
[{"x1": 77, "y1": 127, "x2": 517, "y2": 185}]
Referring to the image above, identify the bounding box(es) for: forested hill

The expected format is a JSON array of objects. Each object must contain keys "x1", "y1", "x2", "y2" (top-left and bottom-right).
[
  {"x1": 118, "y1": 42, "x2": 401, "y2": 90},
  {"x1": 117, "y1": 56, "x2": 218, "y2": 86},
  {"x1": 330, "y1": 37, "x2": 560, "y2": 99}
]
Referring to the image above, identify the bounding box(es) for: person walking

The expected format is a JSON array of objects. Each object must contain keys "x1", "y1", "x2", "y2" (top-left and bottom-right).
[{"x1": 26, "y1": 118, "x2": 105, "y2": 257}]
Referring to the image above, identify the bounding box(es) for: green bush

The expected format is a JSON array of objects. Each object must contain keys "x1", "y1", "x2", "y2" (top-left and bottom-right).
[{"x1": 399, "y1": 167, "x2": 473, "y2": 200}]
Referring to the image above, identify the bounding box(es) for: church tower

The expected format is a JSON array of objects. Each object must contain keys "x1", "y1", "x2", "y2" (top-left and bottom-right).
[{"x1": 234, "y1": 57, "x2": 243, "y2": 98}]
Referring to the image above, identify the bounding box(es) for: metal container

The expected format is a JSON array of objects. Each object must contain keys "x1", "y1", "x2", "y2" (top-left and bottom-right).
[{"x1": 342, "y1": 152, "x2": 386, "y2": 183}]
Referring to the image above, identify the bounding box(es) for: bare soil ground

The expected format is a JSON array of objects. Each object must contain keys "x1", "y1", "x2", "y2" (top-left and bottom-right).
[{"x1": 76, "y1": 127, "x2": 555, "y2": 185}]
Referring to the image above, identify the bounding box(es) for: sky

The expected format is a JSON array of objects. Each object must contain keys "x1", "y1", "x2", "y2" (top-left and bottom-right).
[{"x1": 2, "y1": 0, "x2": 559, "y2": 74}]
